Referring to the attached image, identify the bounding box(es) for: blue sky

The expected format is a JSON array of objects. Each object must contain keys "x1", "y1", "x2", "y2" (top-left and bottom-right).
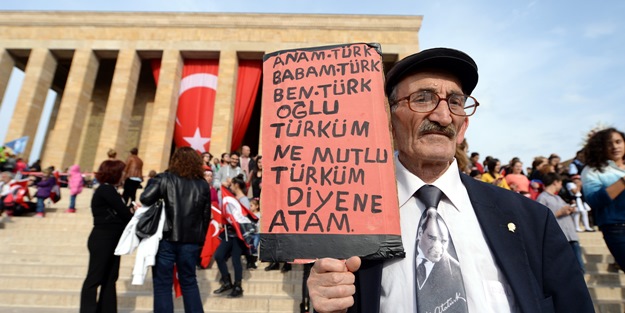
[{"x1": 1, "y1": 0, "x2": 624, "y2": 167}]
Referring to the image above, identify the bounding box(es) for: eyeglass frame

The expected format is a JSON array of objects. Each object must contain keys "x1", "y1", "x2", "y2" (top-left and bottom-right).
[{"x1": 390, "y1": 90, "x2": 480, "y2": 117}]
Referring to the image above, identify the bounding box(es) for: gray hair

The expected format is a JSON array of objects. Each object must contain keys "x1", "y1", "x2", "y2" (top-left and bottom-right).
[{"x1": 388, "y1": 86, "x2": 399, "y2": 113}]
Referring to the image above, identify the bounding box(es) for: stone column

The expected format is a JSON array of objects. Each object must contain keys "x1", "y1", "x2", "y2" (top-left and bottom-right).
[
  {"x1": 397, "y1": 52, "x2": 413, "y2": 61},
  {"x1": 210, "y1": 50, "x2": 238, "y2": 156},
  {"x1": 76, "y1": 100, "x2": 95, "y2": 169},
  {"x1": 42, "y1": 49, "x2": 99, "y2": 170},
  {"x1": 93, "y1": 49, "x2": 141, "y2": 170},
  {"x1": 6, "y1": 48, "x2": 57, "y2": 158},
  {"x1": 0, "y1": 49, "x2": 15, "y2": 111},
  {"x1": 138, "y1": 101, "x2": 154, "y2": 156},
  {"x1": 257, "y1": 106, "x2": 264, "y2": 156},
  {"x1": 143, "y1": 50, "x2": 183, "y2": 172}
]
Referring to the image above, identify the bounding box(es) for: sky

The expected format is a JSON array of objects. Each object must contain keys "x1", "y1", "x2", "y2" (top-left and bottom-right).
[{"x1": 1, "y1": 0, "x2": 624, "y2": 167}]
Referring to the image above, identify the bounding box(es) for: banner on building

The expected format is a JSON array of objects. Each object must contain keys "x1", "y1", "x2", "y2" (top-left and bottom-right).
[
  {"x1": 152, "y1": 59, "x2": 219, "y2": 153},
  {"x1": 260, "y1": 43, "x2": 404, "y2": 262}
]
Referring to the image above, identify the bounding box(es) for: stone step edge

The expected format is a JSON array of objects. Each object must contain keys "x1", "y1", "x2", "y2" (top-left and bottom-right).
[
  {"x1": 0, "y1": 307, "x2": 296, "y2": 313},
  {"x1": 0, "y1": 276, "x2": 304, "y2": 291},
  {"x1": 0, "y1": 308, "x2": 288, "y2": 313},
  {"x1": 0, "y1": 288, "x2": 301, "y2": 299}
]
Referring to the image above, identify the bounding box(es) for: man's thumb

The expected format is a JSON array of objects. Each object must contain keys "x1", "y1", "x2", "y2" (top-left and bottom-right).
[{"x1": 345, "y1": 256, "x2": 361, "y2": 272}]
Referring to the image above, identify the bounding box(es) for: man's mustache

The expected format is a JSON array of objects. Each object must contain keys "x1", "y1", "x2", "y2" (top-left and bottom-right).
[{"x1": 418, "y1": 120, "x2": 456, "y2": 138}]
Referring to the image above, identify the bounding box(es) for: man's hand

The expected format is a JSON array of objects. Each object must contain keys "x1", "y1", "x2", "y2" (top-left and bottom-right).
[
  {"x1": 308, "y1": 256, "x2": 361, "y2": 313},
  {"x1": 556, "y1": 205, "x2": 575, "y2": 217}
]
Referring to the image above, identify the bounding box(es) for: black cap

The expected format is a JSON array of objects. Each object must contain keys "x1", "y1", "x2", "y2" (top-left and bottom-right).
[{"x1": 385, "y1": 47, "x2": 479, "y2": 96}]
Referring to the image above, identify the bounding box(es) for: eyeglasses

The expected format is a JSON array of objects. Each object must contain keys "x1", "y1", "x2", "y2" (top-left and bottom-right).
[
  {"x1": 230, "y1": 158, "x2": 239, "y2": 162},
  {"x1": 391, "y1": 90, "x2": 479, "y2": 116}
]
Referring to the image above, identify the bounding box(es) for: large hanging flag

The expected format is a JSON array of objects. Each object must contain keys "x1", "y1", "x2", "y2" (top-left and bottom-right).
[{"x1": 152, "y1": 59, "x2": 219, "y2": 153}]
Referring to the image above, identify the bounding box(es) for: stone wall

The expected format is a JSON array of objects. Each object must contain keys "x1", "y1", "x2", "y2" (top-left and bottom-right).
[{"x1": 0, "y1": 11, "x2": 421, "y2": 172}]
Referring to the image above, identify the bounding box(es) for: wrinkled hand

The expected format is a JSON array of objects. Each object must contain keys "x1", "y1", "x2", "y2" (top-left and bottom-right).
[{"x1": 308, "y1": 256, "x2": 361, "y2": 313}]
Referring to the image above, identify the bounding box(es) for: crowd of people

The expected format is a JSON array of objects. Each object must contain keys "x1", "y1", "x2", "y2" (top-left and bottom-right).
[
  {"x1": 1, "y1": 122, "x2": 622, "y2": 313},
  {"x1": 74, "y1": 145, "x2": 277, "y2": 312},
  {"x1": 3, "y1": 47, "x2": 625, "y2": 313},
  {"x1": 459, "y1": 149, "x2": 599, "y2": 234},
  {"x1": 1, "y1": 121, "x2": 623, "y2": 313}
]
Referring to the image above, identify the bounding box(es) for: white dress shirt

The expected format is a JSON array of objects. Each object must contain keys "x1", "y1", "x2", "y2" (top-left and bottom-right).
[{"x1": 380, "y1": 154, "x2": 518, "y2": 313}]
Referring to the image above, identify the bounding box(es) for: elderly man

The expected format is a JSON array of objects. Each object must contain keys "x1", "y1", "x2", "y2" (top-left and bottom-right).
[
  {"x1": 307, "y1": 48, "x2": 593, "y2": 313},
  {"x1": 239, "y1": 145, "x2": 255, "y2": 177}
]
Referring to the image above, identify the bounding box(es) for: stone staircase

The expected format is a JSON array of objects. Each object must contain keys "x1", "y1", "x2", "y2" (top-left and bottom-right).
[
  {"x1": 581, "y1": 230, "x2": 625, "y2": 313},
  {"x1": 0, "y1": 187, "x2": 304, "y2": 313},
  {"x1": 0, "y1": 187, "x2": 623, "y2": 312}
]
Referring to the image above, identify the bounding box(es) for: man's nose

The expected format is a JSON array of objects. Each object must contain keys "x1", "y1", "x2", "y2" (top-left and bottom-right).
[{"x1": 427, "y1": 100, "x2": 453, "y2": 126}]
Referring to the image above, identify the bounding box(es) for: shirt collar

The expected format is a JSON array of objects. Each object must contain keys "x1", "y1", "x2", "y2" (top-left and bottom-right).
[
  {"x1": 607, "y1": 160, "x2": 625, "y2": 172},
  {"x1": 395, "y1": 152, "x2": 465, "y2": 212}
]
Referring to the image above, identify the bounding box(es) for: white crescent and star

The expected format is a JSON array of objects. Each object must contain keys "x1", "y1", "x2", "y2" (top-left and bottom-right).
[
  {"x1": 179, "y1": 73, "x2": 218, "y2": 95},
  {"x1": 178, "y1": 72, "x2": 218, "y2": 152},
  {"x1": 183, "y1": 128, "x2": 211, "y2": 152}
]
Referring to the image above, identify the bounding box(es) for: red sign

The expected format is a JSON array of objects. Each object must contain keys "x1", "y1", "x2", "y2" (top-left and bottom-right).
[{"x1": 260, "y1": 43, "x2": 403, "y2": 262}]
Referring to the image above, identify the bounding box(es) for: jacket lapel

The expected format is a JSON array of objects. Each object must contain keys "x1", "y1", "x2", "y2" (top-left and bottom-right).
[{"x1": 460, "y1": 175, "x2": 541, "y2": 313}]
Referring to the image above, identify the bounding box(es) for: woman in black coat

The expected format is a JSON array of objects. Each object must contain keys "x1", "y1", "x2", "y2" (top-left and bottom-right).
[
  {"x1": 80, "y1": 159, "x2": 133, "y2": 313},
  {"x1": 140, "y1": 147, "x2": 211, "y2": 313}
]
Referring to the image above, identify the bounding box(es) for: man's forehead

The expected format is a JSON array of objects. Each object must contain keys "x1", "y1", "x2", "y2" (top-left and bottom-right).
[
  {"x1": 424, "y1": 224, "x2": 448, "y2": 238},
  {"x1": 398, "y1": 70, "x2": 463, "y2": 92}
]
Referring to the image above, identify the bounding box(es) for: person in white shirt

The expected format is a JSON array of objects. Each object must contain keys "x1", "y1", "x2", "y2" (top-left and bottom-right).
[{"x1": 306, "y1": 47, "x2": 593, "y2": 313}]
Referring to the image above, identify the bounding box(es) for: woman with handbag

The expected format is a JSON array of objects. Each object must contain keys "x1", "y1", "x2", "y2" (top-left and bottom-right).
[
  {"x1": 213, "y1": 174, "x2": 254, "y2": 298},
  {"x1": 140, "y1": 147, "x2": 211, "y2": 313},
  {"x1": 80, "y1": 159, "x2": 133, "y2": 313}
]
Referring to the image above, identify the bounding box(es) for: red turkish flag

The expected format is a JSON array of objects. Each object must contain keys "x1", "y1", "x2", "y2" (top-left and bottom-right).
[
  {"x1": 200, "y1": 204, "x2": 223, "y2": 268},
  {"x1": 220, "y1": 186, "x2": 258, "y2": 249},
  {"x1": 152, "y1": 59, "x2": 219, "y2": 153},
  {"x1": 173, "y1": 265, "x2": 182, "y2": 298}
]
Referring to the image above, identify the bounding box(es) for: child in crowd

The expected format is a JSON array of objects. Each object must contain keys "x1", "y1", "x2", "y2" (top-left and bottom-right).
[
  {"x1": 67, "y1": 165, "x2": 84, "y2": 213},
  {"x1": 145, "y1": 170, "x2": 157, "y2": 189},
  {"x1": 33, "y1": 167, "x2": 56, "y2": 218},
  {"x1": 249, "y1": 198, "x2": 261, "y2": 268},
  {"x1": 567, "y1": 175, "x2": 594, "y2": 232}
]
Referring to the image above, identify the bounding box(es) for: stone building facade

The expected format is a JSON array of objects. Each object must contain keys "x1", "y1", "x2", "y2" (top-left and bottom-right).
[{"x1": 0, "y1": 11, "x2": 421, "y2": 172}]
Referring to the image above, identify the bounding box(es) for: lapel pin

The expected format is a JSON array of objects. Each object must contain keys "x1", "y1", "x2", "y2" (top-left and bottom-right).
[{"x1": 507, "y1": 223, "x2": 516, "y2": 233}]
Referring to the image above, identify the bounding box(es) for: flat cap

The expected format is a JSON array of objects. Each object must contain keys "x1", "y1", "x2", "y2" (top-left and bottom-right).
[{"x1": 385, "y1": 47, "x2": 479, "y2": 96}]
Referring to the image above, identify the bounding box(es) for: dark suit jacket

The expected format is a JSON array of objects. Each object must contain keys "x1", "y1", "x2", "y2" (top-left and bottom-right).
[{"x1": 348, "y1": 174, "x2": 594, "y2": 313}]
